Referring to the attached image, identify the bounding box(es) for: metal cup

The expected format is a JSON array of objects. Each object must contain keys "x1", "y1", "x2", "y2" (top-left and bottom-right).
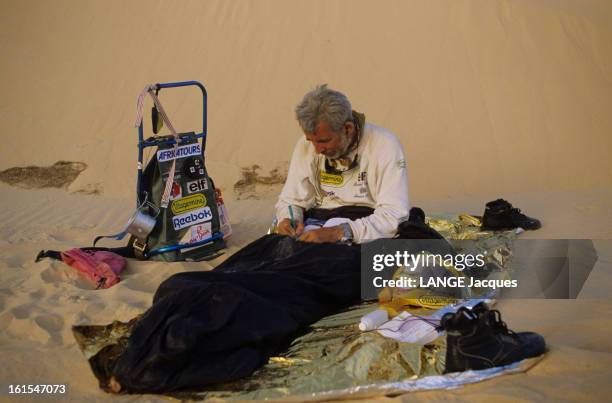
[{"x1": 126, "y1": 209, "x2": 157, "y2": 241}]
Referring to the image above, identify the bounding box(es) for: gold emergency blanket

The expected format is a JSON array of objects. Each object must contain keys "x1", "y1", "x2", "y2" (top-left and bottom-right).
[{"x1": 73, "y1": 214, "x2": 520, "y2": 400}]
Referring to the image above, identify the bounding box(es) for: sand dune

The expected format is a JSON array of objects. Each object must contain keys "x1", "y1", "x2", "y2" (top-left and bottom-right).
[
  {"x1": 1, "y1": 0, "x2": 612, "y2": 401},
  {"x1": 2, "y1": 0, "x2": 611, "y2": 198}
]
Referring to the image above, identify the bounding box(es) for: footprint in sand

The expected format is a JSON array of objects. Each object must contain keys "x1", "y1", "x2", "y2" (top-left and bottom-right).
[
  {"x1": 40, "y1": 265, "x2": 97, "y2": 290},
  {"x1": 3, "y1": 254, "x2": 26, "y2": 268},
  {"x1": 34, "y1": 314, "x2": 64, "y2": 334},
  {"x1": 29, "y1": 289, "x2": 46, "y2": 300},
  {"x1": 40, "y1": 266, "x2": 68, "y2": 283},
  {"x1": 11, "y1": 304, "x2": 34, "y2": 319}
]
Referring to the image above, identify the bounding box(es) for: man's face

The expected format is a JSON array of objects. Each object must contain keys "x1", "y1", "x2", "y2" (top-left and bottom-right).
[{"x1": 305, "y1": 121, "x2": 354, "y2": 159}]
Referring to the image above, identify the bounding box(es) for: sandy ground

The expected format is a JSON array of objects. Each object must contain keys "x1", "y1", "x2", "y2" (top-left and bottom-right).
[
  {"x1": 0, "y1": 186, "x2": 610, "y2": 402},
  {"x1": 1, "y1": 0, "x2": 612, "y2": 401}
]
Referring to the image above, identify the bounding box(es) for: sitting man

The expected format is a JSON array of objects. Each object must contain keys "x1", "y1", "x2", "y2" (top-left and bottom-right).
[
  {"x1": 275, "y1": 84, "x2": 410, "y2": 243},
  {"x1": 98, "y1": 86, "x2": 547, "y2": 393}
]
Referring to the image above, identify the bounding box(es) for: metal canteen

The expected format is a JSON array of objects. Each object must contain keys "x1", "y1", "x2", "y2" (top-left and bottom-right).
[{"x1": 126, "y1": 209, "x2": 157, "y2": 242}]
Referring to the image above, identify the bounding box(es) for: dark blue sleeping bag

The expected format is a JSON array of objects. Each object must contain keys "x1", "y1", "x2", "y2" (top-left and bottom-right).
[{"x1": 112, "y1": 234, "x2": 362, "y2": 393}]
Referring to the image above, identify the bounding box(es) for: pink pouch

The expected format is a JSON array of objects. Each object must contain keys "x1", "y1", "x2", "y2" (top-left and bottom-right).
[{"x1": 60, "y1": 249, "x2": 127, "y2": 289}]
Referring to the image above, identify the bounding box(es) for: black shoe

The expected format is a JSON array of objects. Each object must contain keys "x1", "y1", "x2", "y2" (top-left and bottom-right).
[
  {"x1": 408, "y1": 207, "x2": 426, "y2": 225},
  {"x1": 440, "y1": 302, "x2": 546, "y2": 373},
  {"x1": 396, "y1": 207, "x2": 445, "y2": 241},
  {"x1": 481, "y1": 199, "x2": 541, "y2": 230}
]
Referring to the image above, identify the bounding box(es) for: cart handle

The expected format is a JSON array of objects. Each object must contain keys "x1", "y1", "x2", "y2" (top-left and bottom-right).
[
  {"x1": 136, "y1": 80, "x2": 208, "y2": 206},
  {"x1": 155, "y1": 81, "x2": 207, "y2": 137},
  {"x1": 137, "y1": 81, "x2": 208, "y2": 146}
]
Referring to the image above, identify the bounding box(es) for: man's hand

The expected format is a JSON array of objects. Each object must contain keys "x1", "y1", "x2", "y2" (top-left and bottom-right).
[
  {"x1": 298, "y1": 225, "x2": 343, "y2": 243},
  {"x1": 277, "y1": 218, "x2": 304, "y2": 237}
]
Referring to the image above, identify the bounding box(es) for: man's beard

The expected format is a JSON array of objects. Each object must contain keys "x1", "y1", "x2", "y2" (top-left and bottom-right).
[{"x1": 326, "y1": 134, "x2": 353, "y2": 159}]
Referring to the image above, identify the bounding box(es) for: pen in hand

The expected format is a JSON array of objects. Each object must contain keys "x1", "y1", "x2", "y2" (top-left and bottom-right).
[
  {"x1": 288, "y1": 205, "x2": 297, "y2": 238},
  {"x1": 288, "y1": 205, "x2": 296, "y2": 229}
]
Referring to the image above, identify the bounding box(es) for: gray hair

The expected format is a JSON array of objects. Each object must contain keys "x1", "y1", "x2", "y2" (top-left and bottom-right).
[{"x1": 295, "y1": 84, "x2": 353, "y2": 133}]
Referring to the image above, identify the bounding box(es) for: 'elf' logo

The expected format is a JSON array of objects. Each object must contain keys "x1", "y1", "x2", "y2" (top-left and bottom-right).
[{"x1": 187, "y1": 178, "x2": 208, "y2": 193}]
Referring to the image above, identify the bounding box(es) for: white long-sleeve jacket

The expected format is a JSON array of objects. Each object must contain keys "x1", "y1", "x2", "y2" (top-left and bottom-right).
[{"x1": 275, "y1": 122, "x2": 409, "y2": 243}]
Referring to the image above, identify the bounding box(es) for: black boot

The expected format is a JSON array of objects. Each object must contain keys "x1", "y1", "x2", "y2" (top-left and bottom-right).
[
  {"x1": 396, "y1": 207, "x2": 446, "y2": 241},
  {"x1": 481, "y1": 199, "x2": 541, "y2": 230},
  {"x1": 408, "y1": 207, "x2": 426, "y2": 225},
  {"x1": 441, "y1": 302, "x2": 546, "y2": 373}
]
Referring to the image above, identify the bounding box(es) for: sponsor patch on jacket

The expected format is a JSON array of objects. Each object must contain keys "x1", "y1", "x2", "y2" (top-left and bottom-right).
[
  {"x1": 171, "y1": 194, "x2": 206, "y2": 215},
  {"x1": 179, "y1": 222, "x2": 212, "y2": 244},
  {"x1": 320, "y1": 172, "x2": 344, "y2": 186},
  {"x1": 191, "y1": 223, "x2": 212, "y2": 242},
  {"x1": 353, "y1": 186, "x2": 368, "y2": 198},
  {"x1": 157, "y1": 143, "x2": 202, "y2": 163},
  {"x1": 170, "y1": 181, "x2": 182, "y2": 200},
  {"x1": 172, "y1": 207, "x2": 213, "y2": 230},
  {"x1": 186, "y1": 178, "x2": 208, "y2": 193}
]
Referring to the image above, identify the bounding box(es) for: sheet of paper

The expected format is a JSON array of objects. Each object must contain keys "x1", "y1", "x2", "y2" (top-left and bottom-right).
[
  {"x1": 377, "y1": 312, "x2": 440, "y2": 345},
  {"x1": 375, "y1": 297, "x2": 495, "y2": 345}
]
